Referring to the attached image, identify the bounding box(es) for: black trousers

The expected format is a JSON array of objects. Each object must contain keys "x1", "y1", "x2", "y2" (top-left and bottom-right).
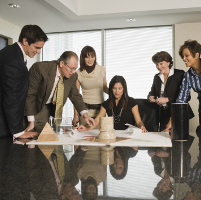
[{"x1": 159, "y1": 106, "x2": 171, "y2": 131}]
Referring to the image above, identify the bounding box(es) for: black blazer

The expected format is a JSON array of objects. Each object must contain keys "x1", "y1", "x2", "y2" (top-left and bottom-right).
[
  {"x1": 149, "y1": 147, "x2": 172, "y2": 176},
  {"x1": 148, "y1": 69, "x2": 186, "y2": 105},
  {"x1": 0, "y1": 43, "x2": 29, "y2": 137}
]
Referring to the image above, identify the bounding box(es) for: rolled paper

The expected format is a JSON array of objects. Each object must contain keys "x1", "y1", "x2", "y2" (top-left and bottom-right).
[{"x1": 171, "y1": 103, "x2": 189, "y2": 141}]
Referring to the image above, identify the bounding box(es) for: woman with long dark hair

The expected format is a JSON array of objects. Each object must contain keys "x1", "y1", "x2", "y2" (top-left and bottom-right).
[
  {"x1": 73, "y1": 46, "x2": 108, "y2": 127},
  {"x1": 76, "y1": 75, "x2": 147, "y2": 132},
  {"x1": 110, "y1": 147, "x2": 138, "y2": 180}
]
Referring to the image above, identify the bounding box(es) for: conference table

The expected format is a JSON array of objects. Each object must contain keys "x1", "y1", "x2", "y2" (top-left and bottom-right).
[{"x1": 0, "y1": 130, "x2": 200, "y2": 200}]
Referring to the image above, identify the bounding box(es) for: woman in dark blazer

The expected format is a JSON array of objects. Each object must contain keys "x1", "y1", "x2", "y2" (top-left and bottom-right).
[{"x1": 148, "y1": 51, "x2": 186, "y2": 131}]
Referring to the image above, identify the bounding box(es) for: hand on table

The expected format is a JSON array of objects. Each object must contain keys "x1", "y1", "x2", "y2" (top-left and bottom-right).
[
  {"x1": 18, "y1": 131, "x2": 39, "y2": 139},
  {"x1": 74, "y1": 125, "x2": 88, "y2": 132},
  {"x1": 140, "y1": 126, "x2": 148, "y2": 133}
]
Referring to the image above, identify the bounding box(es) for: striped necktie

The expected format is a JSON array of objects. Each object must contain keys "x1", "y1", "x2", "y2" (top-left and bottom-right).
[{"x1": 53, "y1": 75, "x2": 64, "y2": 124}]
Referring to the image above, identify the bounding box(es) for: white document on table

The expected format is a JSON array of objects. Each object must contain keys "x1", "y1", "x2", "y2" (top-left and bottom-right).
[{"x1": 125, "y1": 123, "x2": 142, "y2": 135}]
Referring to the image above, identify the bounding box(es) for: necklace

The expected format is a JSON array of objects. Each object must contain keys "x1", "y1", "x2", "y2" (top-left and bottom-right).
[{"x1": 112, "y1": 107, "x2": 123, "y2": 123}]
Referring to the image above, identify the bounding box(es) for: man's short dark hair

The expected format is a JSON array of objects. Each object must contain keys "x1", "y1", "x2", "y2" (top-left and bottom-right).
[{"x1": 18, "y1": 25, "x2": 48, "y2": 45}]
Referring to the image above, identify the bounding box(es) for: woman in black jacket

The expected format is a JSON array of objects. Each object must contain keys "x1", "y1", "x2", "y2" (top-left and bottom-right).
[{"x1": 148, "y1": 51, "x2": 186, "y2": 131}]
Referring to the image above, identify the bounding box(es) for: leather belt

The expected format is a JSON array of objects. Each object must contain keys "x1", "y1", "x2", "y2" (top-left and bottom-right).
[{"x1": 85, "y1": 103, "x2": 101, "y2": 110}]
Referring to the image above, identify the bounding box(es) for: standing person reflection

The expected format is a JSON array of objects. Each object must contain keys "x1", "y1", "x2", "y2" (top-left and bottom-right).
[
  {"x1": 110, "y1": 147, "x2": 138, "y2": 180},
  {"x1": 148, "y1": 148, "x2": 173, "y2": 200},
  {"x1": 73, "y1": 46, "x2": 108, "y2": 128},
  {"x1": 77, "y1": 146, "x2": 106, "y2": 200},
  {"x1": 182, "y1": 135, "x2": 201, "y2": 200},
  {"x1": 148, "y1": 51, "x2": 186, "y2": 131},
  {"x1": 76, "y1": 75, "x2": 147, "y2": 132}
]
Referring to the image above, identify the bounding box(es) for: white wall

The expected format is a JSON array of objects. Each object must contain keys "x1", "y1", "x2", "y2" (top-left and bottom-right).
[
  {"x1": 174, "y1": 22, "x2": 201, "y2": 132},
  {"x1": 0, "y1": 18, "x2": 39, "y2": 68}
]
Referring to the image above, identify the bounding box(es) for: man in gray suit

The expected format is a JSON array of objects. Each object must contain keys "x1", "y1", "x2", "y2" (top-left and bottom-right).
[{"x1": 24, "y1": 51, "x2": 94, "y2": 133}]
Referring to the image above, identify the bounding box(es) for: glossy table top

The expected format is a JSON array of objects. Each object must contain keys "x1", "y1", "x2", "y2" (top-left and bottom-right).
[{"x1": 0, "y1": 131, "x2": 200, "y2": 200}]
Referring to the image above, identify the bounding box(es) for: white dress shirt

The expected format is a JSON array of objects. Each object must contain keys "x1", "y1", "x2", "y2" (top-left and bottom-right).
[{"x1": 158, "y1": 67, "x2": 174, "y2": 107}]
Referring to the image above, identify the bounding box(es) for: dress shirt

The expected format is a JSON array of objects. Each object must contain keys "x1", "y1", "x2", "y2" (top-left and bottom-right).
[
  {"x1": 48, "y1": 156, "x2": 62, "y2": 195},
  {"x1": 13, "y1": 42, "x2": 27, "y2": 139},
  {"x1": 176, "y1": 67, "x2": 201, "y2": 103},
  {"x1": 28, "y1": 67, "x2": 88, "y2": 122},
  {"x1": 158, "y1": 67, "x2": 174, "y2": 107},
  {"x1": 160, "y1": 159, "x2": 174, "y2": 184},
  {"x1": 17, "y1": 42, "x2": 27, "y2": 63}
]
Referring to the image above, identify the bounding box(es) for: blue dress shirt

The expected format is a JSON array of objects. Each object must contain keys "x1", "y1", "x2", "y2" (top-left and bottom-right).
[{"x1": 176, "y1": 67, "x2": 201, "y2": 103}]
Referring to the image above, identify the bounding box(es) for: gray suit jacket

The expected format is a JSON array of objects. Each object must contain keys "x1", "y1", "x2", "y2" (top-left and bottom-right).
[{"x1": 24, "y1": 60, "x2": 86, "y2": 116}]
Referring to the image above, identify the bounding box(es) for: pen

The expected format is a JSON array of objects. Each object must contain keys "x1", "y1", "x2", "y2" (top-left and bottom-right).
[{"x1": 75, "y1": 120, "x2": 79, "y2": 127}]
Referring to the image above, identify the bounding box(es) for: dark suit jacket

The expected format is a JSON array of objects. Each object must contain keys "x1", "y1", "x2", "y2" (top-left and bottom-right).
[
  {"x1": 0, "y1": 43, "x2": 29, "y2": 137},
  {"x1": 24, "y1": 60, "x2": 86, "y2": 116},
  {"x1": 148, "y1": 69, "x2": 185, "y2": 105},
  {"x1": 149, "y1": 148, "x2": 172, "y2": 176},
  {"x1": 26, "y1": 145, "x2": 86, "y2": 199},
  {"x1": 1, "y1": 144, "x2": 60, "y2": 200}
]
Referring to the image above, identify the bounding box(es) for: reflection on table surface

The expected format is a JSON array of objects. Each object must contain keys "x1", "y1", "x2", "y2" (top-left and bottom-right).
[{"x1": 0, "y1": 132, "x2": 201, "y2": 200}]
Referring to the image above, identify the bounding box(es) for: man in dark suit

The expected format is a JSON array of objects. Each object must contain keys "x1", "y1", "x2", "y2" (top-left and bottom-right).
[
  {"x1": 0, "y1": 25, "x2": 48, "y2": 138},
  {"x1": 0, "y1": 142, "x2": 87, "y2": 200},
  {"x1": 24, "y1": 51, "x2": 94, "y2": 133}
]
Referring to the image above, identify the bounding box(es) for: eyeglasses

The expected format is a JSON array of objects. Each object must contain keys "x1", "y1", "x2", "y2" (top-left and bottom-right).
[{"x1": 64, "y1": 63, "x2": 77, "y2": 72}]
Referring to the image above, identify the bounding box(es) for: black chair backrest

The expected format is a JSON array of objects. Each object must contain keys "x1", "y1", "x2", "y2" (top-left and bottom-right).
[{"x1": 135, "y1": 99, "x2": 159, "y2": 132}]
